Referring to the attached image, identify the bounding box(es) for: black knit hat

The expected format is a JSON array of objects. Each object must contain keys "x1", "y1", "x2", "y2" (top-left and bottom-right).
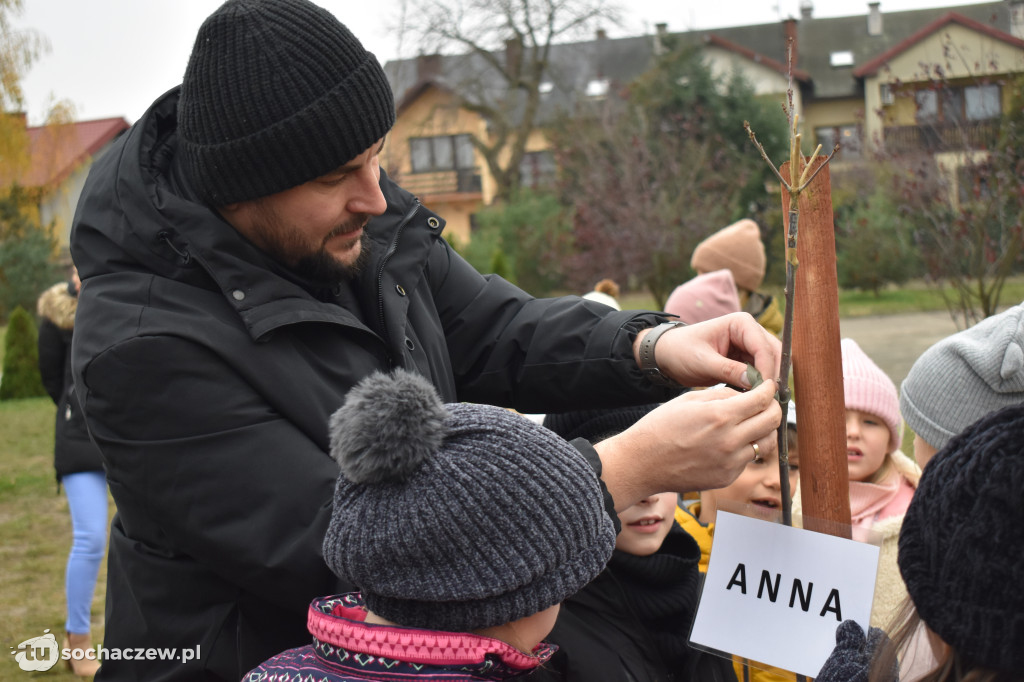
[
  {"x1": 178, "y1": 0, "x2": 395, "y2": 205},
  {"x1": 323, "y1": 369, "x2": 616, "y2": 632},
  {"x1": 897, "y1": 404, "x2": 1024, "y2": 671},
  {"x1": 543, "y1": 404, "x2": 661, "y2": 443}
]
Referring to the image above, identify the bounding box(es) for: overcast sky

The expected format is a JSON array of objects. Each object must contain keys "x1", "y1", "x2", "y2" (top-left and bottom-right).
[{"x1": 13, "y1": 0, "x2": 998, "y2": 125}]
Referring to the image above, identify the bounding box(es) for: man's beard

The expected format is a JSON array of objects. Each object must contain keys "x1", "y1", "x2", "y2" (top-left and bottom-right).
[
  {"x1": 247, "y1": 202, "x2": 372, "y2": 284},
  {"x1": 291, "y1": 230, "x2": 371, "y2": 284}
]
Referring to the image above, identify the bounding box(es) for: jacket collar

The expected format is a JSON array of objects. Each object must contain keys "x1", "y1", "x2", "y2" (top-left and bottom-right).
[{"x1": 307, "y1": 594, "x2": 553, "y2": 675}]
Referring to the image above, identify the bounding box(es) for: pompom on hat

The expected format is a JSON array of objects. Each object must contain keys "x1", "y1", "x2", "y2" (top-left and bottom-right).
[
  {"x1": 582, "y1": 291, "x2": 621, "y2": 310},
  {"x1": 323, "y1": 369, "x2": 616, "y2": 632},
  {"x1": 841, "y1": 338, "x2": 902, "y2": 453},
  {"x1": 664, "y1": 269, "x2": 741, "y2": 325},
  {"x1": 178, "y1": 0, "x2": 395, "y2": 205},
  {"x1": 898, "y1": 403, "x2": 1024, "y2": 671},
  {"x1": 900, "y1": 303, "x2": 1024, "y2": 452},
  {"x1": 690, "y1": 219, "x2": 766, "y2": 292}
]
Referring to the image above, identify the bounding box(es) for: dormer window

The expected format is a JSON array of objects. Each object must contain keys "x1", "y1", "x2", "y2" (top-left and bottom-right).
[
  {"x1": 585, "y1": 79, "x2": 609, "y2": 98},
  {"x1": 830, "y1": 51, "x2": 854, "y2": 67}
]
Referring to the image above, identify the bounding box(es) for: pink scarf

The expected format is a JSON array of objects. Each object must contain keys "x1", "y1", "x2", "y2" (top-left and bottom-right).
[{"x1": 849, "y1": 466, "x2": 915, "y2": 528}]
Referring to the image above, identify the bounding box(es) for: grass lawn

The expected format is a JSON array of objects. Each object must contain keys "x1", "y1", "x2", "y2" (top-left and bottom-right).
[
  {"x1": 0, "y1": 397, "x2": 111, "y2": 681},
  {"x1": 618, "y1": 276, "x2": 1024, "y2": 316}
]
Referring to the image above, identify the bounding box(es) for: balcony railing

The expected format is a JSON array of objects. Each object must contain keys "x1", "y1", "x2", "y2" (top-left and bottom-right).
[
  {"x1": 883, "y1": 120, "x2": 1001, "y2": 154},
  {"x1": 397, "y1": 168, "x2": 483, "y2": 198}
]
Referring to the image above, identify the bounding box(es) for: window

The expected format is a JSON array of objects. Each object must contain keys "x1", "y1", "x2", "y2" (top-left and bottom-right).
[
  {"x1": 965, "y1": 84, "x2": 1000, "y2": 121},
  {"x1": 916, "y1": 84, "x2": 1001, "y2": 124},
  {"x1": 880, "y1": 83, "x2": 894, "y2": 106},
  {"x1": 519, "y1": 151, "x2": 556, "y2": 189},
  {"x1": 830, "y1": 51, "x2": 854, "y2": 67},
  {"x1": 815, "y1": 125, "x2": 861, "y2": 158},
  {"x1": 915, "y1": 90, "x2": 938, "y2": 123},
  {"x1": 585, "y1": 79, "x2": 609, "y2": 98},
  {"x1": 409, "y1": 134, "x2": 475, "y2": 173}
]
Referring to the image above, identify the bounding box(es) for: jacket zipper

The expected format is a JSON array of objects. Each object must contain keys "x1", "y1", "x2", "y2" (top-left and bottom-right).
[{"x1": 374, "y1": 201, "x2": 421, "y2": 358}]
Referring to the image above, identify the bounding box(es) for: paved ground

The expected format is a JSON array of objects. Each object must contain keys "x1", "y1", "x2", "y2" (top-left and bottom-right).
[{"x1": 837, "y1": 310, "x2": 962, "y2": 389}]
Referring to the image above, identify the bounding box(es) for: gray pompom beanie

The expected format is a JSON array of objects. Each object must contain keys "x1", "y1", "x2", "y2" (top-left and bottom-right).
[
  {"x1": 323, "y1": 369, "x2": 616, "y2": 632},
  {"x1": 900, "y1": 304, "x2": 1024, "y2": 452},
  {"x1": 178, "y1": 0, "x2": 395, "y2": 205}
]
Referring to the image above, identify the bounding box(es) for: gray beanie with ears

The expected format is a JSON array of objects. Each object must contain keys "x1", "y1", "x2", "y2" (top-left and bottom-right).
[
  {"x1": 323, "y1": 369, "x2": 616, "y2": 633},
  {"x1": 900, "y1": 303, "x2": 1024, "y2": 452}
]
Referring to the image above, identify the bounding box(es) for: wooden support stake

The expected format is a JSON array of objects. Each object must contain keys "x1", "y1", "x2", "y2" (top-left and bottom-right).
[{"x1": 780, "y1": 157, "x2": 852, "y2": 538}]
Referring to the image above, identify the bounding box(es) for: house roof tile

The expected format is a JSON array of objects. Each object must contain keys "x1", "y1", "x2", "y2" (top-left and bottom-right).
[{"x1": 24, "y1": 116, "x2": 130, "y2": 188}]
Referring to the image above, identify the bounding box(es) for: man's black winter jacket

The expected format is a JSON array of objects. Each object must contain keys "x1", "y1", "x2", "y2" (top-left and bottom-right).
[{"x1": 71, "y1": 87, "x2": 675, "y2": 681}]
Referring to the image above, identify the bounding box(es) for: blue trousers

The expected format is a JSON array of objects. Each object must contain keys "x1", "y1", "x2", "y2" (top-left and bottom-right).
[{"x1": 63, "y1": 471, "x2": 108, "y2": 634}]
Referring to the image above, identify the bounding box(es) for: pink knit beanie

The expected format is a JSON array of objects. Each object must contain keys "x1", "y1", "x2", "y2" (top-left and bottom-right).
[
  {"x1": 664, "y1": 269, "x2": 741, "y2": 324},
  {"x1": 690, "y1": 219, "x2": 766, "y2": 292},
  {"x1": 841, "y1": 338, "x2": 902, "y2": 452}
]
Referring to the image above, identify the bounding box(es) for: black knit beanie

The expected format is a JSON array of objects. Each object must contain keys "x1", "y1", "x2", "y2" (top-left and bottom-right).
[
  {"x1": 323, "y1": 369, "x2": 617, "y2": 632},
  {"x1": 897, "y1": 403, "x2": 1024, "y2": 671},
  {"x1": 178, "y1": 0, "x2": 395, "y2": 205}
]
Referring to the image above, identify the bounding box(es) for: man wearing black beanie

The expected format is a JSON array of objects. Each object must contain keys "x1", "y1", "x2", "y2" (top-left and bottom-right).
[{"x1": 69, "y1": 1, "x2": 782, "y2": 680}]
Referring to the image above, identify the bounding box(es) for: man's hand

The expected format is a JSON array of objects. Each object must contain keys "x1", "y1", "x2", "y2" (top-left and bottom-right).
[
  {"x1": 595, "y1": 380, "x2": 781, "y2": 510},
  {"x1": 633, "y1": 312, "x2": 781, "y2": 390}
]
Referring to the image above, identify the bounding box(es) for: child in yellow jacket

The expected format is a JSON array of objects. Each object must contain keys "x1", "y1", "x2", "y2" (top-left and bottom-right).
[{"x1": 676, "y1": 406, "x2": 800, "y2": 682}]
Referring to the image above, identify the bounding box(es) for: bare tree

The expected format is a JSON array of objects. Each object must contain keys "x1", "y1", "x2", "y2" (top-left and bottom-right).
[
  {"x1": 395, "y1": 0, "x2": 623, "y2": 202},
  {"x1": 550, "y1": 44, "x2": 788, "y2": 306}
]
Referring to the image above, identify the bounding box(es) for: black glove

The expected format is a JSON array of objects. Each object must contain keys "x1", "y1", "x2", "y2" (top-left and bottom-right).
[{"x1": 815, "y1": 620, "x2": 897, "y2": 682}]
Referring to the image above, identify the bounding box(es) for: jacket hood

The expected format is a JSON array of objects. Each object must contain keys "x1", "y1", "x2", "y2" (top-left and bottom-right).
[
  {"x1": 72, "y1": 87, "x2": 232, "y2": 285},
  {"x1": 37, "y1": 282, "x2": 77, "y2": 330}
]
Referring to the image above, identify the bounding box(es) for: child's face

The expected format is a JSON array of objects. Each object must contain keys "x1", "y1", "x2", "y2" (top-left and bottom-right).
[
  {"x1": 704, "y1": 443, "x2": 799, "y2": 520},
  {"x1": 615, "y1": 492, "x2": 678, "y2": 556},
  {"x1": 846, "y1": 409, "x2": 890, "y2": 482}
]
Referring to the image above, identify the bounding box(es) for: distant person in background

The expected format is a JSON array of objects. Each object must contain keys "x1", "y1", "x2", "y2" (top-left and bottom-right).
[
  {"x1": 900, "y1": 302, "x2": 1024, "y2": 470},
  {"x1": 37, "y1": 266, "x2": 106, "y2": 678},
  {"x1": 582, "y1": 278, "x2": 622, "y2": 310},
  {"x1": 690, "y1": 219, "x2": 782, "y2": 336},
  {"x1": 665, "y1": 269, "x2": 742, "y2": 327}
]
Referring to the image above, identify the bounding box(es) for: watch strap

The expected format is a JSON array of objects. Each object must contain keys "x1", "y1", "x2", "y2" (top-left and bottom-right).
[{"x1": 638, "y1": 321, "x2": 686, "y2": 387}]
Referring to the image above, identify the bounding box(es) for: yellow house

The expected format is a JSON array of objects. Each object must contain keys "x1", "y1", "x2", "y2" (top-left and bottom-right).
[
  {"x1": 793, "y1": 2, "x2": 1021, "y2": 169},
  {"x1": 383, "y1": 78, "x2": 487, "y2": 245},
  {"x1": 855, "y1": 11, "x2": 1024, "y2": 156}
]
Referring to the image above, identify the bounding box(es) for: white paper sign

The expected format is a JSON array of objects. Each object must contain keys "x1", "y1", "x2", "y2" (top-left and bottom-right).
[{"x1": 689, "y1": 511, "x2": 880, "y2": 678}]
